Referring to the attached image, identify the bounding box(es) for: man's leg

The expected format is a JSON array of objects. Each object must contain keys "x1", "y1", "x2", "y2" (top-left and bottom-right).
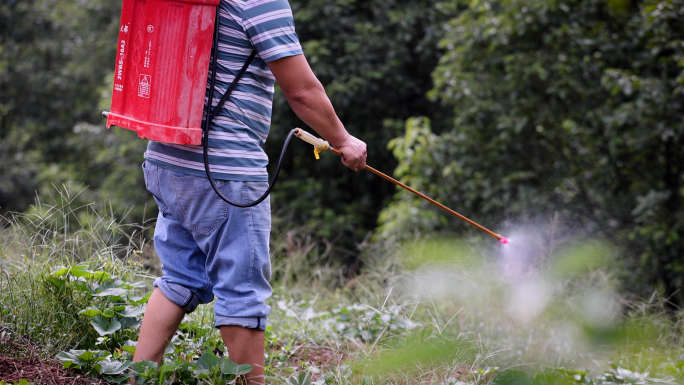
[
  {"x1": 220, "y1": 325, "x2": 266, "y2": 385},
  {"x1": 133, "y1": 288, "x2": 185, "y2": 364}
]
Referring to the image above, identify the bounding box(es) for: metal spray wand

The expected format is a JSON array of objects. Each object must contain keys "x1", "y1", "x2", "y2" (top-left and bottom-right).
[{"x1": 293, "y1": 128, "x2": 509, "y2": 244}]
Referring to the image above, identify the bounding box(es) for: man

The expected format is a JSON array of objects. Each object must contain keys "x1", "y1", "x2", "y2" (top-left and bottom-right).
[{"x1": 132, "y1": 0, "x2": 366, "y2": 384}]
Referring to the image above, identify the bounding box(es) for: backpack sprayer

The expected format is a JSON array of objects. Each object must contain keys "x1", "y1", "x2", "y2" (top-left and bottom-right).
[{"x1": 102, "y1": 0, "x2": 508, "y2": 244}]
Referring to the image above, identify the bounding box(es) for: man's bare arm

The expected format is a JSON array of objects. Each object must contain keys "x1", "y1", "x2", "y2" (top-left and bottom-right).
[{"x1": 267, "y1": 54, "x2": 367, "y2": 171}]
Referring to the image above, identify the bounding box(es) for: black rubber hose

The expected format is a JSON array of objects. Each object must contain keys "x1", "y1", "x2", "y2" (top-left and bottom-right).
[{"x1": 202, "y1": 6, "x2": 294, "y2": 208}]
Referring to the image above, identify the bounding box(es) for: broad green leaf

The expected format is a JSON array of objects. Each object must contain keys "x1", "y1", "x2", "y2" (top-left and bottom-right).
[
  {"x1": 220, "y1": 357, "x2": 253, "y2": 375},
  {"x1": 121, "y1": 345, "x2": 136, "y2": 354},
  {"x1": 129, "y1": 292, "x2": 152, "y2": 305},
  {"x1": 119, "y1": 316, "x2": 141, "y2": 329},
  {"x1": 91, "y1": 315, "x2": 122, "y2": 336},
  {"x1": 58, "y1": 265, "x2": 90, "y2": 278},
  {"x1": 287, "y1": 373, "x2": 312, "y2": 385},
  {"x1": 196, "y1": 350, "x2": 219, "y2": 374},
  {"x1": 50, "y1": 266, "x2": 70, "y2": 277},
  {"x1": 76, "y1": 350, "x2": 108, "y2": 362},
  {"x1": 79, "y1": 307, "x2": 101, "y2": 317},
  {"x1": 71, "y1": 269, "x2": 94, "y2": 278},
  {"x1": 99, "y1": 359, "x2": 131, "y2": 374},
  {"x1": 101, "y1": 309, "x2": 116, "y2": 319},
  {"x1": 129, "y1": 360, "x2": 158, "y2": 376},
  {"x1": 90, "y1": 270, "x2": 112, "y2": 281},
  {"x1": 43, "y1": 277, "x2": 66, "y2": 290},
  {"x1": 130, "y1": 360, "x2": 158, "y2": 372},
  {"x1": 56, "y1": 350, "x2": 83, "y2": 368},
  {"x1": 71, "y1": 280, "x2": 90, "y2": 293},
  {"x1": 119, "y1": 305, "x2": 146, "y2": 318}
]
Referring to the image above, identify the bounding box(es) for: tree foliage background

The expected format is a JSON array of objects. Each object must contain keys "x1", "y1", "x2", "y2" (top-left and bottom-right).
[
  {"x1": 1, "y1": 0, "x2": 682, "y2": 303},
  {"x1": 379, "y1": 0, "x2": 684, "y2": 304}
]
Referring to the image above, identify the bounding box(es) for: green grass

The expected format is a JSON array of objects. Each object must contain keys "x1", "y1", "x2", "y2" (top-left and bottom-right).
[
  {"x1": 0, "y1": 187, "x2": 152, "y2": 357},
  {"x1": 1, "y1": 191, "x2": 683, "y2": 384}
]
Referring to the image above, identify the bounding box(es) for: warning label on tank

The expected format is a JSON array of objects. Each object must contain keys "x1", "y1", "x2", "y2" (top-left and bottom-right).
[{"x1": 138, "y1": 75, "x2": 151, "y2": 98}]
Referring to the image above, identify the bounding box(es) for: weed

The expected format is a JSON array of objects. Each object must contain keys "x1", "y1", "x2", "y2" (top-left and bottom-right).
[
  {"x1": 0, "y1": 189, "x2": 152, "y2": 356},
  {"x1": 2, "y1": 192, "x2": 684, "y2": 384}
]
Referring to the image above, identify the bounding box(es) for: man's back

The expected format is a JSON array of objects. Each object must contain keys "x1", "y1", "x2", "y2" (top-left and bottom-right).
[{"x1": 145, "y1": 0, "x2": 303, "y2": 182}]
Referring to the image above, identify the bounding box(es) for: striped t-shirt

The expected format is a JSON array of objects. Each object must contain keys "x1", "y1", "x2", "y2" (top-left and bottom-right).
[{"x1": 144, "y1": 0, "x2": 303, "y2": 181}]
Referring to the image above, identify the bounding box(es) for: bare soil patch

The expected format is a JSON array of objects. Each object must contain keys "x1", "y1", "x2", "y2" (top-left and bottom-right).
[{"x1": 0, "y1": 336, "x2": 110, "y2": 385}]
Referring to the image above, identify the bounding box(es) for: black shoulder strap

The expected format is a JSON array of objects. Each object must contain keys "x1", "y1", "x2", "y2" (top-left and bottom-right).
[{"x1": 208, "y1": 50, "x2": 257, "y2": 123}]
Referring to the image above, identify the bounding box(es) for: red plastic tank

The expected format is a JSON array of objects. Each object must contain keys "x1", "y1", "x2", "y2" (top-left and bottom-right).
[{"x1": 104, "y1": 0, "x2": 219, "y2": 145}]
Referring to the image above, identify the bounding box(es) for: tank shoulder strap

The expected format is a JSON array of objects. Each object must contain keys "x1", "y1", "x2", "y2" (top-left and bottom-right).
[{"x1": 207, "y1": 50, "x2": 258, "y2": 122}]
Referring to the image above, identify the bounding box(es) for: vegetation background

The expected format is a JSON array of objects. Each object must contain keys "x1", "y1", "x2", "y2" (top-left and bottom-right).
[
  {"x1": 2, "y1": 0, "x2": 681, "y2": 305},
  {"x1": 1, "y1": 0, "x2": 683, "y2": 383}
]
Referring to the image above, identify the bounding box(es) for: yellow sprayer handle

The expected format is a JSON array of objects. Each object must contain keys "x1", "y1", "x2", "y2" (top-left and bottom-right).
[{"x1": 294, "y1": 128, "x2": 330, "y2": 159}]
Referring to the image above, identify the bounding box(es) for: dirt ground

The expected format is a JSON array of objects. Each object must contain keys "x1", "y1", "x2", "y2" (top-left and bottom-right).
[{"x1": 0, "y1": 337, "x2": 110, "y2": 385}]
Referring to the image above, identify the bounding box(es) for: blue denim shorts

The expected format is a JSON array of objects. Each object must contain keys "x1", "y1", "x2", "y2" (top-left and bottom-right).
[{"x1": 142, "y1": 161, "x2": 271, "y2": 330}]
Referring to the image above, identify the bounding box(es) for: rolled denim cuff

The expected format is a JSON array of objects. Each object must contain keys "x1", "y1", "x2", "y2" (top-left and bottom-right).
[
  {"x1": 153, "y1": 278, "x2": 202, "y2": 313},
  {"x1": 215, "y1": 315, "x2": 267, "y2": 331}
]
